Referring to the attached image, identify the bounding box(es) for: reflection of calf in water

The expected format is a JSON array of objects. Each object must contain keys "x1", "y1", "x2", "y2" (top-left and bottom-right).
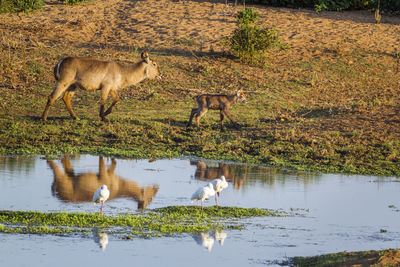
[
  {"x1": 190, "y1": 160, "x2": 247, "y2": 190},
  {"x1": 47, "y1": 156, "x2": 159, "y2": 209}
]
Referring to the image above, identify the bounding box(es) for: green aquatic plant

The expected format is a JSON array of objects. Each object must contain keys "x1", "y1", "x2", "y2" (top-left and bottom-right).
[
  {"x1": 154, "y1": 206, "x2": 288, "y2": 218},
  {"x1": 0, "y1": 206, "x2": 290, "y2": 238}
]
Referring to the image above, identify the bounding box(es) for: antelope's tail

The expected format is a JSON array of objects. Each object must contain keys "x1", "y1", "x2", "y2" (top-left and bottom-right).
[{"x1": 53, "y1": 58, "x2": 65, "y2": 81}]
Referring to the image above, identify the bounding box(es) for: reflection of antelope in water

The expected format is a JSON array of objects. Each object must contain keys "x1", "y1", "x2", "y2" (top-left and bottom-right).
[
  {"x1": 47, "y1": 156, "x2": 159, "y2": 209},
  {"x1": 190, "y1": 160, "x2": 247, "y2": 190}
]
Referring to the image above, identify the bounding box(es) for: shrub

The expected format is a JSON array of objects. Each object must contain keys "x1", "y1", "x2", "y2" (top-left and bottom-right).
[
  {"x1": 0, "y1": 0, "x2": 43, "y2": 13},
  {"x1": 61, "y1": 0, "x2": 86, "y2": 5},
  {"x1": 223, "y1": 8, "x2": 284, "y2": 63},
  {"x1": 235, "y1": 7, "x2": 259, "y2": 26}
]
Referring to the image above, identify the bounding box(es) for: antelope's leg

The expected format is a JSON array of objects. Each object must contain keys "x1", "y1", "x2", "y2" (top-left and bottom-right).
[
  {"x1": 223, "y1": 108, "x2": 239, "y2": 128},
  {"x1": 195, "y1": 108, "x2": 208, "y2": 131},
  {"x1": 62, "y1": 88, "x2": 79, "y2": 120},
  {"x1": 220, "y1": 110, "x2": 225, "y2": 131},
  {"x1": 42, "y1": 82, "x2": 70, "y2": 121},
  {"x1": 103, "y1": 90, "x2": 119, "y2": 117},
  {"x1": 99, "y1": 86, "x2": 111, "y2": 121},
  {"x1": 187, "y1": 108, "x2": 198, "y2": 127},
  {"x1": 222, "y1": 108, "x2": 235, "y2": 122}
]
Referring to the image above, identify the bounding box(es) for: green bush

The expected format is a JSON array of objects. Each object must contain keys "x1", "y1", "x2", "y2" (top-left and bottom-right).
[
  {"x1": 0, "y1": 0, "x2": 43, "y2": 13},
  {"x1": 61, "y1": 0, "x2": 86, "y2": 5},
  {"x1": 235, "y1": 7, "x2": 259, "y2": 26},
  {"x1": 223, "y1": 8, "x2": 284, "y2": 63}
]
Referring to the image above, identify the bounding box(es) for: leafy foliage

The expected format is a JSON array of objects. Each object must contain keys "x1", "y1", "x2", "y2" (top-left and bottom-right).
[
  {"x1": 223, "y1": 8, "x2": 284, "y2": 63},
  {"x1": 60, "y1": 0, "x2": 87, "y2": 5},
  {"x1": 61, "y1": 0, "x2": 85, "y2": 5},
  {"x1": 235, "y1": 7, "x2": 259, "y2": 26},
  {"x1": 0, "y1": 0, "x2": 43, "y2": 13}
]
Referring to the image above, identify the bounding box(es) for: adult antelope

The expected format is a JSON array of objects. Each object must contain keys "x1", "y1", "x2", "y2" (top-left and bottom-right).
[
  {"x1": 41, "y1": 51, "x2": 161, "y2": 121},
  {"x1": 186, "y1": 89, "x2": 247, "y2": 131}
]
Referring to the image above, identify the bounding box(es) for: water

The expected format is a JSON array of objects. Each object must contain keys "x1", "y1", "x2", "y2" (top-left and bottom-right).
[{"x1": 0, "y1": 155, "x2": 399, "y2": 266}]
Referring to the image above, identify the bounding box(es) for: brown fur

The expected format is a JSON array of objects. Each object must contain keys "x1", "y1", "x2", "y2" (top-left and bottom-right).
[
  {"x1": 186, "y1": 89, "x2": 247, "y2": 131},
  {"x1": 47, "y1": 156, "x2": 159, "y2": 209},
  {"x1": 42, "y1": 51, "x2": 161, "y2": 121}
]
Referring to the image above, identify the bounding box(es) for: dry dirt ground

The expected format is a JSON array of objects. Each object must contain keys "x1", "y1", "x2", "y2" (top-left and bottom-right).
[{"x1": 2, "y1": 0, "x2": 400, "y2": 55}]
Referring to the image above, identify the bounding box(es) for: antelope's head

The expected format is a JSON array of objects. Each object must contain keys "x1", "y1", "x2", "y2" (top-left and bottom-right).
[
  {"x1": 141, "y1": 51, "x2": 161, "y2": 80},
  {"x1": 236, "y1": 89, "x2": 248, "y2": 104}
]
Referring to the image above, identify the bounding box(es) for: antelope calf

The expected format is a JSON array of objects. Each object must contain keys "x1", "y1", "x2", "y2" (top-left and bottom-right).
[
  {"x1": 187, "y1": 89, "x2": 247, "y2": 131},
  {"x1": 42, "y1": 51, "x2": 161, "y2": 121}
]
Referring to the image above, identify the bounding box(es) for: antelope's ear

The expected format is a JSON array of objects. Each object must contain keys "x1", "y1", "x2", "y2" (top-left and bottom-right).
[
  {"x1": 141, "y1": 51, "x2": 150, "y2": 63},
  {"x1": 236, "y1": 90, "x2": 242, "y2": 96}
]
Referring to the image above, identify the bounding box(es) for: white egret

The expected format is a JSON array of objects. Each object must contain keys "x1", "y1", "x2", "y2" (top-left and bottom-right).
[
  {"x1": 191, "y1": 183, "x2": 215, "y2": 211},
  {"x1": 211, "y1": 175, "x2": 228, "y2": 206},
  {"x1": 93, "y1": 185, "x2": 110, "y2": 215}
]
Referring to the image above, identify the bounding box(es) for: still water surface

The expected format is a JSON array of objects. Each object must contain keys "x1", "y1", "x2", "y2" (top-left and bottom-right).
[{"x1": 0, "y1": 155, "x2": 399, "y2": 266}]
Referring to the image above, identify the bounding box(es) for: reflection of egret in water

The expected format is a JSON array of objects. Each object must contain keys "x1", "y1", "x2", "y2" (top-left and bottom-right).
[
  {"x1": 192, "y1": 233, "x2": 214, "y2": 252},
  {"x1": 192, "y1": 231, "x2": 227, "y2": 252},
  {"x1": 47, "y1": 156, "x2": 159, "y2": 209},
  {"x1": 213, "y1": 230, "x2": 227, "y2": 246},
  {"x1": 92, "y1": 229, "x2": 108, "y2": 251}
]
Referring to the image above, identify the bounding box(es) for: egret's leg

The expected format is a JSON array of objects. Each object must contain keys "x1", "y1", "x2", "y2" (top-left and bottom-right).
[
  {"x1": 215, "y1": 194, "x2": 218, "y2": 207},
  {"x1": 100, "y1": 202, "x2": 104, "y2": 215}
]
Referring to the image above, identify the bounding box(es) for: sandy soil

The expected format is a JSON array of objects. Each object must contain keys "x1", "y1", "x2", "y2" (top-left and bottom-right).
[{"x1": 1, "y1": 0, "x2": 400, "y2": 60}]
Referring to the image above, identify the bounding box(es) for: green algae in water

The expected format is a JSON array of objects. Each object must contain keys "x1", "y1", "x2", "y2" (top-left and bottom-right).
[
  {"x1": 153, "y1": 206, "x2": 288, "y2": 218},
  {"x1": 0, "y1": 206, "x2": 290, "y2": 238}
]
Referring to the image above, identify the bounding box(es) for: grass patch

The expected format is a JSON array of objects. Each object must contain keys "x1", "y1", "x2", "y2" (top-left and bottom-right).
[
  {"x1": 154, "y1": 206, "x2": 288, "y2": 218},
  {"x1": 292, "y1": 249, "x2": 400, "y2": 266},
  {"x1": 0, "y1": 206, "x2": 288, "y2": 238}
]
